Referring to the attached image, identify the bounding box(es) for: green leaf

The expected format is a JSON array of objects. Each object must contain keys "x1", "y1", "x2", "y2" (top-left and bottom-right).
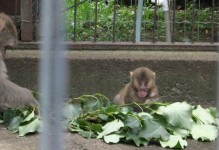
[
  {"x1": 124, "y1": 115, "x2": 141, "y2": 128},
  {"x1": 18, "y1": 118, "x2": 40, "y2": 136},
  {"x1": 105, "y1": 105, "x2": 118, "y2": 114},
  {"x1": 120, "y1": 107, "x2": 133, "y2": 114},
  {"x1": 3, "y1": 109, "x2": 17, "y2": 126},
  {"x1": 82, "y1": 95, "x2": 102, "y2": 112},
  {"x1": 173, "y1": 128, "x2": 190, "y2": 138},
  {"x1": 98, "y1": 114, "x2": 108, "y2": 120},
  {"x1": 7, "y1": 116, "x2": 23, "y2": 132},
  {"x1": 157, "y1": 102, "x2": 193, "y2": 130},
  {"x1": 94, "y1": 93, "x2": 111, "y2": 107},
  {"x1": 63, "y1": 103, "x2": 82, "y2": 119},
  {"x1": 97, "y1": 119, "x2": 124, "y2": 139},
  {"x1": 126, "y1": 127, "x2": 149, "y2": 146},
  {"x1": 23, "y1": 110, "x2": 35, "y2": 122},
  {"x1": 160, "y1": 135, "x2": 188, "y2": 149},
  {"x1": 192, "y1": 105, "x2": 216, "y2": 125},
  {"x1": 78, "y1": 130, "x2": 94, "y2": 139},
  {"x1": 139, "y1": 119, "x2": 170, "y2": 141},
  {"x1": 191, "y1": 124, "x2": 218, "y2": 141},
  {"x1": 103, "y1": 134, "x2": 124, "y2": 143}
]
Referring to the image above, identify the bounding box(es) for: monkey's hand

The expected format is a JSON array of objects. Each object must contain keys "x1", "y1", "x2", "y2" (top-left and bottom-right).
[{"x1": 144, "y1": 97, "x2": 160, "y2": 104}]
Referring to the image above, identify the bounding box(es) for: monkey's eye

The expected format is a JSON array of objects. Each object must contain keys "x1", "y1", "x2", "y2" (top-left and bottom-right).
[{"x1": 137, "y1": 88, "x2": 148, "y2": 92}]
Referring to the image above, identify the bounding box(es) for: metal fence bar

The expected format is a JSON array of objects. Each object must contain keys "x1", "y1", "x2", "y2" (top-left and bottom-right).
[
  {"x1": 191, "y1": 0, "x2": 195, "y2": 43},
  {"x1": 94, "y1": 0, "x2": 98, "y2": 42},
  {"x1": 40, "y1": 0, "x2": 67, "y2": 149},
  {"x1": 133, "y1": 0, "x2": 137, "y2": 43},
  {"x1": 112, "y1": 0, "x2": 117, "y2": 42},
  {"x1": 171, "y1": 0, "x2": 176, "y2": 43},
  {"x1": 74, "y1": 0, "x2": 77, "y2": 42},
  {"x1": 211, "y1": 0, "x2": 215, "y2": 43},
  {"x1": 153, "y1": 0, "x2": 157, "y2": 43},
  {"x1": 135, "y1": 0, "x2": 143, "y2": 43},
  {"x1": 164, "y1": 0, "x2": 171, "y2": 42}
]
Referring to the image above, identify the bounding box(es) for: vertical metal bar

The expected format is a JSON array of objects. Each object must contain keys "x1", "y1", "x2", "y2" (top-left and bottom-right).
[
  {"x1": 135, "y1": 0, "x2": 143, "y2": 43},
  {"x1": 40, "y1": 0, "x2": 67, "y2": 149},
  {"x1": 94, "y1": 0, "x2": 98, "y2": 42},
  {"x1": 172, "y1": 0, "x2": 176, "y2": 43},
  {"x1": 183, "y1": 0, "x2": 187, "y2": 41},
  {"x1": 197, "y1": 0, "x2": 200, "y2": 41},
  {"x1": 74, "y1": 0, "x2": 77, "y2": 42},
  {"x1": 153, "y1": 0, "x2": 157, "y2": 43},
  {"x1": 112, "y1": 0, "x2": 117, "y2": 42},
  {"x1": 191, "y1": 0, "x2": 195, "y2": 43},
  {"x1": 133, "y1": 0, "x2": 137, "y2": 43},
  {"x1": 164, "y1": 0, "x2": 171, "y2": 42},
  {"x1": 211, "y1": 0, "x2": 215, "y2": 43}
]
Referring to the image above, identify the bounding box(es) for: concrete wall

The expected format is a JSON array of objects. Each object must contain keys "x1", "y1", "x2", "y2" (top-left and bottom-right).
[{"x1": 5, "y1": 50, "x2": 217, "y2": 106}]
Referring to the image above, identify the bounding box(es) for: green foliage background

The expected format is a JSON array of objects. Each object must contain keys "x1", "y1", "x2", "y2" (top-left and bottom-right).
[{"x1": 64, "y1": 0, "x2": 218, "y2": 42}]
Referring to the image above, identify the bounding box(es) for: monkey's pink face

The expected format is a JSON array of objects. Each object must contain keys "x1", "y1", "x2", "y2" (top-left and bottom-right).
[
  {"x1": 134, "y1": 80, "x2": 149, "y2": 98},
  {"x1": 130, "y1": 68, "x2": 156, "y2": 99},
  {"x1": 136, "y1": 83, "x2": 148, "y2": 98}
]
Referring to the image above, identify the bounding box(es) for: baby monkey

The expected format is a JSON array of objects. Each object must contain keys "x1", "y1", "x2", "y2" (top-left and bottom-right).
[{"x1": 113, "y1": 67, "x2": 159, "y2": 105}]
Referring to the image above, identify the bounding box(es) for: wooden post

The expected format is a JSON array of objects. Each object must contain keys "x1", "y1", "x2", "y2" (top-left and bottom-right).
[{"x1": 21, "y1": 0, "x2": 33, "y2": 41}]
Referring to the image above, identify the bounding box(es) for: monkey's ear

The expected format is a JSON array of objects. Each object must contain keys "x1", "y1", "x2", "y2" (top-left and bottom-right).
[
  {"x1": 130, "y1": 71, "x2": 133, "y2": 77},
  {"x1": 0, "y1": 19, "x2": 5, "y2": 31},
  {"x1": 153, "y1": 72, "x2": 156, "y2": 78}
]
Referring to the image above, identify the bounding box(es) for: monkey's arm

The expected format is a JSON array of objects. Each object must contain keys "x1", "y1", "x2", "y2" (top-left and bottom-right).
[
  {"x1": 145, "y1": 87, "x2": 160, "y2": 104},
  {"x1": 0, "y1": 79, "x2": 39, "y2": 109},
  {"x1": 113, "y1": 84, "x2": 130, "y2": 105}
]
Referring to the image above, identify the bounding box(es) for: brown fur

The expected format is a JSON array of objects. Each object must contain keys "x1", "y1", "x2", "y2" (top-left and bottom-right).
[
  {"x1": 0, "y1": 13, "x2": 38, "y2": 111},
  {"x1": 113, "y1": 67, "x2": 159, "y2": 105},
  {"x1": 0, "y1": 13, "x2": 17, "y2": 56}
]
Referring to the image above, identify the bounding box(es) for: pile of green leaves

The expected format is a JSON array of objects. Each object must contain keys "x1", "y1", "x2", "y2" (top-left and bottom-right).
[
  {"x1": 0, "y1": 93, "x2": 218, "y2": 149},
  {"x1": 64, "y1": 94, "x2": 218, "y2": 149},
  {"x1": 0, "y1": 107, "x2": 39, "y2": 136}
]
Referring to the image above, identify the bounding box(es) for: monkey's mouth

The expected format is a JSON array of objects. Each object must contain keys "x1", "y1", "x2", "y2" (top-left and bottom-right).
[{"x1": 137, "y1": 88, "x2": 148, "y2": 98}]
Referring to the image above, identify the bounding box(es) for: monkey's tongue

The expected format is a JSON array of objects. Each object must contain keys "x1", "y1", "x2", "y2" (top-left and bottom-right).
[{"x1": 137, "y1": 89, "x2": 148, "y2": 98}]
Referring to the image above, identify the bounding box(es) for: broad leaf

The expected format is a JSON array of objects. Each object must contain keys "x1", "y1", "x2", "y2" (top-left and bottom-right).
[
  {"x1": 173, "y1": 128, "x2": 190, "y2": 138},
  {"x1": 23, "y1": 110, "x2": 35, "y2": 122},
  {"x1": 18, "y1": 118, "x2": 40, "y2": 136},
  {"x1": 124, "y1": 115, "x2": 141, "y2": 128},
  {"x1": 63, "y1": 103, "x2": 82, "y2": 119},
  {"x1": 160, "y1": 135, "x2": 187, "y2": 149},
  {"x1": 103, "y1": 134, "x2": 124, "y2": 143},
  {"x1": 78, "y1": 130, "x2": 94, "y2": 139},
  {"x1": 192, "y1": 105, "x2": 216, "y2": 125},
  {"x1": 94, "y1": 93, "x2": 111, "y2": 107},
  {"x1": 82, "y1": 96, "x2": 102, "y2": 112},
  {"x1": 7, "y1": 116, "x2": 23, "y2": 132},
  {"x1": 191, "y1": 124, "x2": 218, "y2": 141},
  {"x1": 97, "y1": 119, "x2": 124, "y2": 138},
  {"x1": 157, "y1": 102, "x2": 193, "y2": 130},
  {"x1": 126, "y1": 127, "x2": 149, "y2": 146},
  {"x1": 3, "y1": 109, "x2": 17, "y2": 126},
  {"x1": 139, "y1": 119, "x2": 170, "y2": 141}
]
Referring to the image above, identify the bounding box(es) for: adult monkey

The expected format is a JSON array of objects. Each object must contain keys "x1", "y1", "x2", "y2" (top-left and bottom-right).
[{"x1": 0, "y1": 13, "x2": 39, "y2": 111}]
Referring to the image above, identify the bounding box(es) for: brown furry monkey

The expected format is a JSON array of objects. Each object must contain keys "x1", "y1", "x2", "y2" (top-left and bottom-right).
[
  {"x1": 113, "y1": 67, "x2": 159, "y2": 105},
  {"x1": 0, "y1": 13, "x2": 39, "y2": 111}
]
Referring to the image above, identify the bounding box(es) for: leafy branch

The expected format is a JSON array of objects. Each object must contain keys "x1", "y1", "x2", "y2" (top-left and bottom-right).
[{"x1": 0, "y1": 93, "x2": 218, "y2": 149}]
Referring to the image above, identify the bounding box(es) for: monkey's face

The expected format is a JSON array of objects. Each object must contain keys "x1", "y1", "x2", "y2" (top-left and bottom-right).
[{"x1": 130, "y1": 67, "x2": 155, "y2": 98}]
